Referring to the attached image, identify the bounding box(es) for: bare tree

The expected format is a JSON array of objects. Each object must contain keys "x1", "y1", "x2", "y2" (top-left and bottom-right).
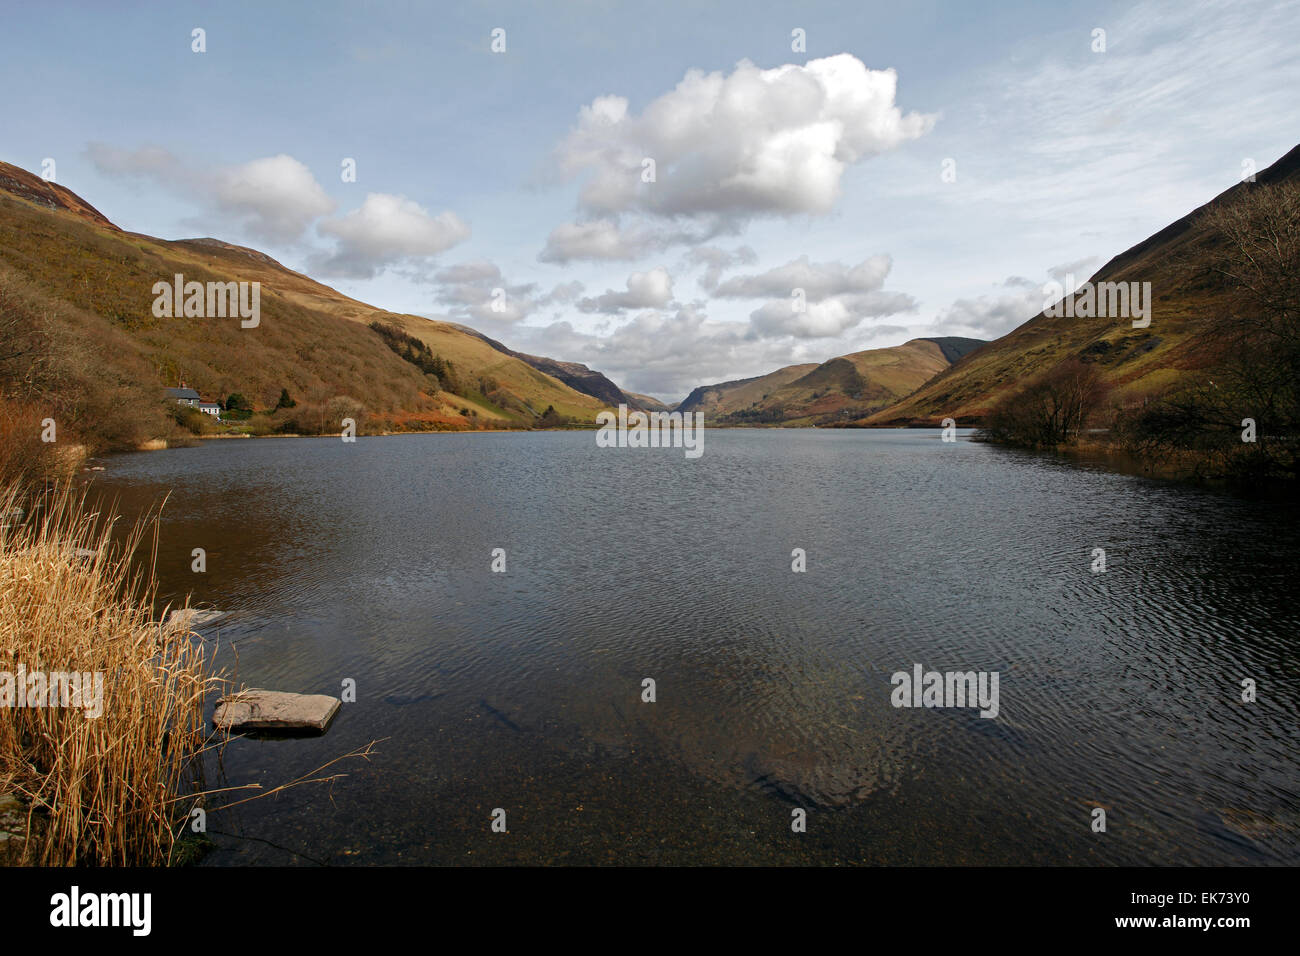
[{"x1": 981, "y1": 359, "x2": 1108, "y2": 447}]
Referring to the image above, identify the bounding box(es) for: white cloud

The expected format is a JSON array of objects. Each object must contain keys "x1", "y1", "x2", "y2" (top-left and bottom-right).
[
  {"x1": 314, "y1": 193, "x2": 470, "y2": 279},
  {"x1": 713, "y1": 254, "x2": 894, "y2": 301},
  {"x1": 695, "y1": 253, "x2": 918, "y2": 339},
  {"x1": 85, "y1": 145, "x2": 336, "y2": 243},
  {"x1": 555, "y1": 54, "x2": 934, "y2": 223},
  {"x1": 932, "y1": 287, "x2": 1043, "y2": 339},
  {"x1": 542, "y1": 54, "x2": 934, "y2": 262},
  {"x1": 542, "y1": 280, "x2": 586, "y2": 305},
  {"x1": 539, "y1": 220, "x2": 644, "y2": 262},
  {"x1": 434, "y1": 260, "x2": 503, "y2": 283},
  {"x1": 538, "y1": 218, "x2": 712, "y2": 263},
  {"x1": 749, "y1": 291, "x2": 918, "y2": 339},
  {"x1": 930, "y1": 257, "x2": 1102, "y2": 338},
  {"x1": 577, "y1": 266, "x2": 674, "y2": 313},
  {"x1": 212, "y1": 155, "x2": 336, "y2": 243},
  {"x1": 683, "y1": 245, "x2": 758, "y2": 290},
  {"x1": 430, "y1": 260, "x2": 585, "y2": 326}
]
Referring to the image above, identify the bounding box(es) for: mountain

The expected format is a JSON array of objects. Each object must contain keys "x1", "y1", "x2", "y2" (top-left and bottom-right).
[
  {"x1": 447, "y1": 323, "x2": 664, "y2": 411},
  {"x1": 678, "y1": 337, "x2": 985, "y2": 425},
  {"x1": 625, "y1": 392, "x2": 672, "y2": 413},
  {"x1": 0, "y1": 161, "x2": 615, "y2": 447},
  {"x1": 858, "y1": 144, "x2": 1300, "y2": 426},
  {"x1": 678, "y1": 363, "x2": 818, "y2": 418}
]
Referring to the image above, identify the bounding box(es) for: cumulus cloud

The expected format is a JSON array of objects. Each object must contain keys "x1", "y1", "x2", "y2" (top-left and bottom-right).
[
  {"x1": 559, "y1": 54, "x2": 933, "y2": 219},
  {"x1": 85, "y1": 144, "x2": 472, "y2": 276},
  {"x1": 86, "y1": 144, "x2": 336, "y2": 243},
  {"x1": 932, "y1": 289, "x2": 1037, "y2": 338},
  {"x1": 212, "y1": 155, "x2": 337, "y2": 243},
  {"x1": 433, "y1": 260, "x2": 532, "y2": 324},
  {"x1": 538, "y1": 218, "x2": 714, "y2": 263},
  {"x1": 538, "y1": 220, "x2": 642, "y2": 262},
  {"x1": 543, "y1": 280, "x2": 586, "y2": 305},
  {"x1": 430, "y1": 259, "x2": 584, "y2": 325},
  {"x1": 434, "y1": 260, "x2": 503, "y2": 284},
  {"x1": 713, "y1": 254, "x2": 894, "y2": 301},
  {"x1": 697, "y1": 253, "x2": 917, "y2": 339},
  {"x1": 542, "y1": 54, "x2": 933, "y2": 261},
  {"x1": 683, "y1": 245, "x2": 758, "y2": 290},
  {"x1": 312, "y1": 193, "x2": 470, "y2": 279},
  {"x1": 577, "y1": 267, "x2": 675, "y2": 314},
  {"x1": 748, "y1": 291, "x2": 918, "y2": 338},
  {"x1": 931, "y1": 257, "x2": 1101, "y2": 338}
]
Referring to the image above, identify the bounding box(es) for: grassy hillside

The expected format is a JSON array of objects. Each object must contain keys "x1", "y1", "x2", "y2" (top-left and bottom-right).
[
  {"x1": 0, "y1": 160, "x2": 610, "y2": 476},
  {"x1": 859, "y1": 144, "x2": 1300, "y2": 427},
  {"x1": 678, "y1": 337, "x2": 984, "y2": 425}
]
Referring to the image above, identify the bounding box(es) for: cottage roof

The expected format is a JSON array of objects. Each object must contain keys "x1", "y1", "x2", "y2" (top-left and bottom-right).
[{"x1": 165, "y1": 387, "x2": 201, "y2": 400}]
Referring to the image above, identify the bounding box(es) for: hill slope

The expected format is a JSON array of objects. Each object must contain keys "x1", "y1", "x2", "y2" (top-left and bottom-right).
[
  {"x1": 0, "y1": 161, "x2": 612, "y2": 443},
  {"x1": 0, "y1": 162, "x2": 119, "y2": 231},
  {"x1": 859, "y1": 144, "x2": 1300, "y2": 426}
]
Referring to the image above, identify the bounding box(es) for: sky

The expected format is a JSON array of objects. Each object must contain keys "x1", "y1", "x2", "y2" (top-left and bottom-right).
[{"x1": 1, "y1": 0, "x2": 1297, "y2": 401}]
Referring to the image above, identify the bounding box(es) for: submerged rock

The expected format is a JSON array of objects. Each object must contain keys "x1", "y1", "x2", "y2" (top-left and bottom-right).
[
  {"x1": 214, "y1": 689, "x2": 341, "y2": 735},
  {"x1": 0, "y1": 791, "x2": 33, "y2": 865},
  {"x1": 166, "y1": 607, "x2": 225, "y2": 631}
]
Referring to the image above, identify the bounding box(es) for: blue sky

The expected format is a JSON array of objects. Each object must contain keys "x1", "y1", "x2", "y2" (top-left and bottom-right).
[{"x1": 2, "y1": 0, "x2": 1296, "y2": 400}]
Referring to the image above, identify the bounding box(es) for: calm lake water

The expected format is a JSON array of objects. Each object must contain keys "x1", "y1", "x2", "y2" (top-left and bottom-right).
[{"x1": 89, "y1": 429, "x2": 1299, "y2": 865}]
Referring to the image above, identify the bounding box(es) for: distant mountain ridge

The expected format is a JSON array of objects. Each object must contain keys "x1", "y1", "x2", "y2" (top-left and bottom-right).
[
  {"x1": 677, "y1": 336, "x2": 985, "y2": 425},
  {"x1": 448, "y1": 323, "x2": 663, "y2": 411}
]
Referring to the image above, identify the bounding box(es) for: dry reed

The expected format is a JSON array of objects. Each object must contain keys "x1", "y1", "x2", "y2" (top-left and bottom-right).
[{"x1": 0, "y1": 482, "x2": 217, "y2": 865}]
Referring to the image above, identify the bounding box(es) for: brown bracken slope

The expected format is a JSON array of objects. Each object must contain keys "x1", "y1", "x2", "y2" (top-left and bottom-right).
[{"x1": 0, "y1": 161, "x2": 617, "y2": 430}]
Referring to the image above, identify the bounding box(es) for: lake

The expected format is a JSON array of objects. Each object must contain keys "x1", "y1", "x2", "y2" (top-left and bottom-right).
[{"x1": 88, "y1": 429, "x2": 1300, "y2": 865}]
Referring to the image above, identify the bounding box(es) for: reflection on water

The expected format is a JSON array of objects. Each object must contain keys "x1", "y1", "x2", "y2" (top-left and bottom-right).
[{"x1": 89, "y1": 429, "x2": 1300, "y2": 865}]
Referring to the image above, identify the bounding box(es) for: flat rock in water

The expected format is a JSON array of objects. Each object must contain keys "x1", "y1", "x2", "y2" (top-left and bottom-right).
[
  {"x1": 214, "y1": 689, "x2": 341, "y2": 734},
  {"x1": 166, "y1": 607, "x2": 225, "y2": 630}
]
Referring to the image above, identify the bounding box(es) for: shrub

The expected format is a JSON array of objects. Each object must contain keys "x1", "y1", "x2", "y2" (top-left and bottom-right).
[
  {"x1": 0, "y1": 400, "x2": 59, "y2": 485},
  {"x1": 979, "y1": 359, "x2": 1108, "y2": 447}
]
